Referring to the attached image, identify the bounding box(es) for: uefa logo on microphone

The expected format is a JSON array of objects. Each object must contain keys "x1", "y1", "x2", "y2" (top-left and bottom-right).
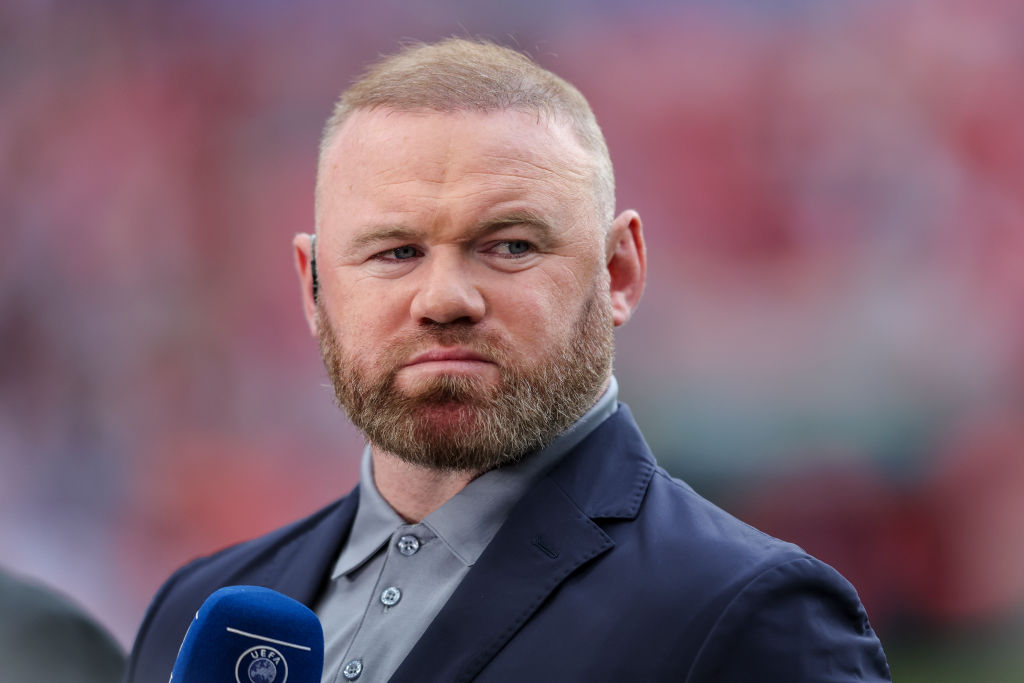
[{"x1": 236, "y1": 645, "x2": 288, "y2": 683}]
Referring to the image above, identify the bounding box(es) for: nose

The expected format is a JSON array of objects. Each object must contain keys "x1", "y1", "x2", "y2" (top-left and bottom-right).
[{"x1": 409, "y1": 254, "x2": 486, "y2": 325}]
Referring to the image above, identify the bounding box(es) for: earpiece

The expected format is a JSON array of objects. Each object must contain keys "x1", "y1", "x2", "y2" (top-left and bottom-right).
[{"x1": 310, "y1": 234, "x2": 319, "y2": 303}]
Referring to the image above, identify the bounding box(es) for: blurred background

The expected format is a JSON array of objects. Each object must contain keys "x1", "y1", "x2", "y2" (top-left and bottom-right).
[{"x1": 2, "y1": 0, "x2": 1022, "y2": 679}]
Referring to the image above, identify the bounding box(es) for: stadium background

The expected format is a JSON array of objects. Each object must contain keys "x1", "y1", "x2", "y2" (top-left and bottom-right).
[{"x1": 2, "y1": 1, "x2": 1022, "y2": 679}]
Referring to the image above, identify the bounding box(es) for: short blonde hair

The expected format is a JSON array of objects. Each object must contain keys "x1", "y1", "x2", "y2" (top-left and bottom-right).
[{"x1": 316, "y1": 38, "x2": 615, "y2": 226}]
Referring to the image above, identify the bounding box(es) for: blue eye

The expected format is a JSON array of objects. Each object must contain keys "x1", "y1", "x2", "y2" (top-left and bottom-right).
[
  {"x1": 506, "y1": 240, "x2": 531, "y2": 255},
  {"x1": 490, "y1": 240, "x2": 533, "y2": 258},
  {"x1": 392, "y1": 245, "x2": 418, "y2": 260}
]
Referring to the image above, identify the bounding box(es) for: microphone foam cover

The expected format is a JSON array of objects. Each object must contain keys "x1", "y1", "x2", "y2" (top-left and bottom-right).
[{"x1": 171, "y1": 585, "x2": 324, "y2": 683}]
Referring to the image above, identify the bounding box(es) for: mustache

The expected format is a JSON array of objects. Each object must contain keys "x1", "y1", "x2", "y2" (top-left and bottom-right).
[
  {"x1": 383, "y1": 322, "x2": 509, "y2": 368},
  {"x1": 406, "y1": 323, "x2": 502, "y2": 352}
]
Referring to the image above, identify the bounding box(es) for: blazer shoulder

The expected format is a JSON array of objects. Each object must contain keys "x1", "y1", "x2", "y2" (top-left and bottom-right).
[
  {"x1": 649, "y1": 465, "x2": 807, "y2": 558},
  {"x1": 561, "y1": 403, "x2": 815, "y2": 582},
  {"x1": 124, "y1": 490, "x2": 357, "y2": 683},
  {"x1": 628, "y1": 469, "x2": 890, "y2": 680},
  {"x1": 686, "y1": 556, "x2": 892, "y2": 681},
  {"x1": 638, "y1": 465, "x2": 834, "y2": 601},
  {"x1": 187, "y1": 493, "x2": 354, "y2": 576},
  {"x1": 151, "y1": 490, "x2": 354, "y2": 603}
]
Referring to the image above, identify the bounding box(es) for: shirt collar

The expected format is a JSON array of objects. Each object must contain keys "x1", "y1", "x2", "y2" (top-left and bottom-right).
[
  {"x1": 331, "y1": 443, "x2": 405, "y2": 578},
  {"x1": 332, "y1": 376, "x2": 619, "y2": 577}
]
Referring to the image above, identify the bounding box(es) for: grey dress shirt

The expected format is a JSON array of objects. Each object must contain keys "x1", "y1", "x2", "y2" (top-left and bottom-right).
[{"x1": 315, "y1": 378, "x2": 619, "y2": 683}]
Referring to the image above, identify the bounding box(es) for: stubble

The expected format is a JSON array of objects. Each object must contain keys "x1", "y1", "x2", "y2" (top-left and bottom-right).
[{"x1": 317, "y1": 290, "x2": 614, "y2": 472}]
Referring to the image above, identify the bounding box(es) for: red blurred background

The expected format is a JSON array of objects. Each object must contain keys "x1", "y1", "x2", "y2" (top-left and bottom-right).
[{"x1": 2, "y1": 0, "x2": 1022, "y2": 678}]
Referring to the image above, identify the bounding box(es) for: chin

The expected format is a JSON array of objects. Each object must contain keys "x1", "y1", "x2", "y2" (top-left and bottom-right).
[
  {"x1": 397, "y1": 372, "x2": 500, "y2": 404},
  {"x1": 413, "y1": 401, "x2": 482, "y2": 428},
  {"x1": 397, "y1": 367, "x2": 500, "y2": 394}
]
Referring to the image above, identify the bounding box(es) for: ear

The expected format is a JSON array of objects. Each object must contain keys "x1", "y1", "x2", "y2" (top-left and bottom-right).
[
  {"x1": 606, "y1": 210, "x2": 647, "y2": 327},
  {"x1": 292, "y1": 232, "x2": 318, "y2": 336}
]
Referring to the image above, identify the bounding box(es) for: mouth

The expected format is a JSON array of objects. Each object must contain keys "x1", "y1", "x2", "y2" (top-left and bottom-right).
[
  {"x1": 405, "y1": 347, "x2": 492, "y2": 366},
  {"x1": 401, "y1": 347, "x2": 496, "y2": 374}
]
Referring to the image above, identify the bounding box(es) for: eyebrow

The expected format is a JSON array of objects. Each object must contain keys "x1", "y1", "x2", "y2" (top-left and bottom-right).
[
  {"x1": 472, "y1": 210, "x2": 556, "y2": 245},
  {"x1": 348, "y1": 226, "x2": 422, "y2": 252},
  {"x1": 347, "y1": 210, "x2": 557, "y2": 252}
]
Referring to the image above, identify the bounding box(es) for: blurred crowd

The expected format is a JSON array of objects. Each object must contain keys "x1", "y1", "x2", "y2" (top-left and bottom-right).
[{"x1": 1, "y1": 0, "x2": 1021, "y2": 667}]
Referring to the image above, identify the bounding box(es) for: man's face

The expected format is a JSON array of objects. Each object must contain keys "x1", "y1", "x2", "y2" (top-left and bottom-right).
[{"x1": 310, "y1": 108, "x2": 617, "y2": 471}]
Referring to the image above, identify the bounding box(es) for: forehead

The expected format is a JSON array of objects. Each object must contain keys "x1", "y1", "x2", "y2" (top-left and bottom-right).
[{"x1": 317, "y1": 108, "x2": 595, "y2": 227}]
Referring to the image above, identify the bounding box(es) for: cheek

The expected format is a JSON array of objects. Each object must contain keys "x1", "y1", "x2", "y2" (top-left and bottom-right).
[
  {"x1": 486, "y1": 276, "x2": 582, "y2": 348},
  {"x1": 319, "y1": 308, "x2": 384, "y2": 370},
  {"x1": 328, "y1": 278, "x2": 410, "y2": 336}
]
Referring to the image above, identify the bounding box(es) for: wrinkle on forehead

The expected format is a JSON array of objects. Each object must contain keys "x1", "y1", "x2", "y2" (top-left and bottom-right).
[{"x1": 316, "y1": 109, "x2": 598, "y2": 230}]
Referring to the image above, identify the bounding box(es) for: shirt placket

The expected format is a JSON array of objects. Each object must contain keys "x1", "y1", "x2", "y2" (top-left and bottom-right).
[{"x1": 337, "y1": 523, "x2": 434, "y2": 682}]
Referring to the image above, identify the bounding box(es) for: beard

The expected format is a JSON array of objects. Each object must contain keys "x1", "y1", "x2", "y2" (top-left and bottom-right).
[{"x1": 317, "y1": 290, "x2": 615, "y2": 472}]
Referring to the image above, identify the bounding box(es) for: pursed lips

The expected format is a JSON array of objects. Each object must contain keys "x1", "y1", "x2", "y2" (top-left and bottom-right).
[{"x1": 404, "y1": 348, "x2": 493, "y2": 367}]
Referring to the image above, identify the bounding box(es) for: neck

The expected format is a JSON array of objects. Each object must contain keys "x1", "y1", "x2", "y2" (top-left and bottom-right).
[{"x1": 371, "y1": 447, "x2": 483, "y2": 522}]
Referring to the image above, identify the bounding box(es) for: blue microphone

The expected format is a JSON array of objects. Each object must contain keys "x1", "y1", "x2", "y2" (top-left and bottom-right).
[{"x1": 170, "y1": 585, "x2": 324, "y2": 683}]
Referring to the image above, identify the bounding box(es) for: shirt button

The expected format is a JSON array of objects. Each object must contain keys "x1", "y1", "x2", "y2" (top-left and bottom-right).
[
  {"x1": 380, "y1": 586, "x2": 402, "y2": 607},
  {"x1": 343, "y1": 659, "x2": 363, "y2": 680},
  {"x1": 397, "y1": 535, "x2": 420, "y2": 556}
]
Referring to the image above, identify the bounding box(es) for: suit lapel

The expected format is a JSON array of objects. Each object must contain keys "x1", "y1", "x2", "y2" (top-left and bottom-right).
[
  {"x1": 391, "y1": 405, "x2": 656, "y2": 683},
  {"x1": 244, "y1": 487, "x2": 361, "y2": 607},
  {"x1": 390, "y1": 475, "x2": 614, "y2": 683}
]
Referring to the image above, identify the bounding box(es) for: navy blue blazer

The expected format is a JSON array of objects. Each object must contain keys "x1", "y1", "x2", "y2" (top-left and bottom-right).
[{"x1": 125, "y1": 405, "x2": 890, "y2": 682}]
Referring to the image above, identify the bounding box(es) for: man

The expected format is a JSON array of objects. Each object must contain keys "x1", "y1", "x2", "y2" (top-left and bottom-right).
[{"x1": 126, "y1": 39, "x2": 890, "y2": 681}]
